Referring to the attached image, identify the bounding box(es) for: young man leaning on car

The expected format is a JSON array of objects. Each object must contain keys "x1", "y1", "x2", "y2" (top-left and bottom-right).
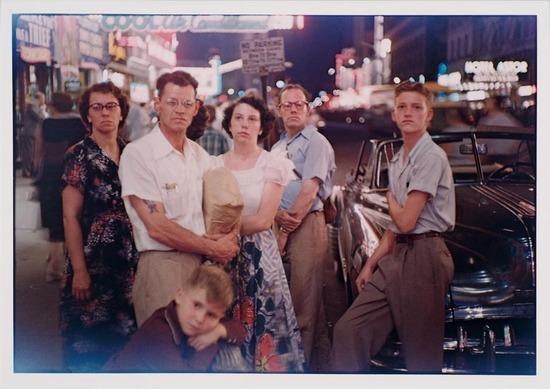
[{"x1": 330, "y1": 81, "x2": 455, "y2": 373}]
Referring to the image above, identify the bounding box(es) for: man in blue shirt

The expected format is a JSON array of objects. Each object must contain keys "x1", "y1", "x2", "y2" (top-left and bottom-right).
[
  {"x1": 272, "y1": 84, "x2": 336, "y2": 368},
  {"x1": 197, "y1": 104, "x2": 230, "y2": 156}
]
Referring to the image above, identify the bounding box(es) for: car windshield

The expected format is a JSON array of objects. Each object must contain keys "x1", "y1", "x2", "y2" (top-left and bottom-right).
[
  {"x1": 368, "y1": 133, "x2": 535, "y2": 189},
  {"x1": 436, "y1": 134, "x2": 535, "y2": 183}
]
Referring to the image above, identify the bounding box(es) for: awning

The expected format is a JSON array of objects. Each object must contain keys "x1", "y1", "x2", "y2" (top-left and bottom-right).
[
  {"x1": 107, "y1": 61, "x2": 148, "y2": 80},
  {"x1": 20, "y1": 46, "x2": 51, "y2": 65}
]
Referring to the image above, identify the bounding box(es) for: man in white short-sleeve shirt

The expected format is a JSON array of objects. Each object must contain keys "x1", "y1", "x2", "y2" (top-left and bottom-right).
[{"x1": 119, "y1": 71, "x2": 239, "y2": 327}]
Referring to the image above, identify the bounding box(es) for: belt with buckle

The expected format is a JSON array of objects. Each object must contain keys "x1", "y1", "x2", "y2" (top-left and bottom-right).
[{"x1": 395, "y1": 231, "x2": 441, "y2": 244}]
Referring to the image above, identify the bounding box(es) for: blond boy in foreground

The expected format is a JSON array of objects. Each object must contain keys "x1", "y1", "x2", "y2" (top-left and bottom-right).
[{"x1": 105, "y1": 265, "x2": 246, "y2": 372}]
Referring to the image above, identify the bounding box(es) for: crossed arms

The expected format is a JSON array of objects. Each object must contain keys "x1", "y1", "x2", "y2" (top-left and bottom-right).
[{"x1": 129, "y1": 196, "x2": 239, "y2": 266}]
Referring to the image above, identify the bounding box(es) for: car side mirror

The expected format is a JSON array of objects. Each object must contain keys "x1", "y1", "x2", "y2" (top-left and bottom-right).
[{"x1": 460, "y1": 143, "x2": 488, "y2": 155}]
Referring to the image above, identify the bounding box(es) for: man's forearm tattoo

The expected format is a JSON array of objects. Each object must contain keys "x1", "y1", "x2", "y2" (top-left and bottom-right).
[{"x1": 144, "y1": 200, "x2": 158, "y2": 213}]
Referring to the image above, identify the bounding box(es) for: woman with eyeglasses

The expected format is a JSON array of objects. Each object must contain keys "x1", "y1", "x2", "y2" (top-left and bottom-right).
[
  {"x1": 212, "y1": 96, "x2": 305, "y2": 372},
  {"x1": 59, "y1": 82, "x2": 138, "y2": 372}
]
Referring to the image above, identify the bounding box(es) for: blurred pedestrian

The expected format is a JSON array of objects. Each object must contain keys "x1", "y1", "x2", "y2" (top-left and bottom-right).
[
  {"x1": 20, "y1": 91, "x2": 46, "y2": 177},
  {"x1": 125, "y1": 102, "x2": 151, "y2": 142},
  {"x1": 478, "y1": 96, "x2": 521, "y2": 129},
  {"x1": 271, "y1": 84, "x2": 336, "y2": 368},
  {"x1": 197, "y1": 104, "x2": 231, "y2": 156},
  {"x1": 330, "y1": 81, "x2": 455, "y2": 373},
  {"x1": 478, "y1": 96, "x2": 527, "y2": 162},
  {"x1": 118, "y1": 70, "x2": 239, "y2": 327},
  {"x1": 213, "y1": 96, "x2": 305, "y2": 372},
  {"x1": 60, "y1": 82, "x2": 138, "y2": 372},
  {"x1": 34, "y1": 92, "x2": 87, "y2": 282}
]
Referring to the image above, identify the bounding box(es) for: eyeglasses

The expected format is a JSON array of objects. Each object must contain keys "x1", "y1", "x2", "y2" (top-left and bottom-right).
[
  {"x1": 279, "y1": 101, "x2": 309, "y2": 110},
  {"x1": 89, "y1": 102, "x2": 120, "y2": 113},
  {"x1": 163, "y1": 98, "x2": 198, "y2": 110}
]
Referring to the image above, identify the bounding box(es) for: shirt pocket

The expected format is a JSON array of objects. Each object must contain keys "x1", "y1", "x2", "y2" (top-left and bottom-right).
[{"x1": 161, "y1": 184, "x2": 185, "y2": 219}]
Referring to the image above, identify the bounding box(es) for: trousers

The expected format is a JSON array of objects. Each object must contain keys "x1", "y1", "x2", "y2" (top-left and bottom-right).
[
  {"x1": 132, "y1": 250, "x2": 201, "y2": 327},
  {"x1": 284, "y1": 211, "x2": 328, "y2": 364},
  {"x1": 20, "y1": 134, "x2": 35, "y2": 176},
  {"x1": 330, "y1": 236, "x2": 454, "y2": 373}
]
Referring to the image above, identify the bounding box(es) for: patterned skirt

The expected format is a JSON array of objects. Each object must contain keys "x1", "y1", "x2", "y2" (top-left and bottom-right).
[{"x1": 230, "y1": 229, "x2": 305, "y2": 372}]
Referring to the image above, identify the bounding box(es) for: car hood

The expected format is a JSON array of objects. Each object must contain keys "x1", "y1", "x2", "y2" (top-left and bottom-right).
[{"x1": 445, "y1": 183, "x2": 535, "y2": 306}]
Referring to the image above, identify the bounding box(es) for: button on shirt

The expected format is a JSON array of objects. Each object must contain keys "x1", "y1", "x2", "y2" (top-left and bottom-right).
[
  {"x1": 119, "y1": 125, "x2": 212, "y2": 252},
  {"x1": 272, "y1": 125, "x2": 336, "y2": 212},
  {"x1": 388, "y1": 131, "x2": 455, "y2": 234}
]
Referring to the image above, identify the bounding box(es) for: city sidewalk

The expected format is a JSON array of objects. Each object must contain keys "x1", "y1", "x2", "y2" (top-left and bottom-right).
[{"x1": 14, "y1": 173, "x2": 64, "y2": 372}]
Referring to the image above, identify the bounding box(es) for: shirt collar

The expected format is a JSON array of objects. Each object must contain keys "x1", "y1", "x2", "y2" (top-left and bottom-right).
[
  {"x1": 164, "y1": 301, "x2": 196, "y2": 359},
  {"x1": 390, "y1": 131, "x2": 431, "y2": 164},
  {"x1": 282, "y1": 124, "x2": 316, "y2": 145},
  {"x1": 164, "y1": 300, "x2": 185, "y2": 345},
  {"x1": 150, "y1": 125, "x2": 191, "y2": 160},
  {"x1": 408, "y1": 131, "x2": 432, "y2": 164}
]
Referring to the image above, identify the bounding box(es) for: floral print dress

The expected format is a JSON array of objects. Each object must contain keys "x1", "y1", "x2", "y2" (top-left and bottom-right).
[
  {"x1": 215, "y1": 150, "x2": 305, "y2": 372},
  {"x1": 59, "y1": 136, "x2": 138, "y2": 372}
]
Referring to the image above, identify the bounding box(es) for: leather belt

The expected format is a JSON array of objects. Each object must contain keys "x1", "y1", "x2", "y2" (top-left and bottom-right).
[{"x1": 395, "y1": 231, "x2": 441, "y2": 244}]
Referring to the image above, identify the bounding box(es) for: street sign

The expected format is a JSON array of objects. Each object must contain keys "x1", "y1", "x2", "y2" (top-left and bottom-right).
[{"x1": 240, "y1": 37, "x2": 285, "y2": 75}]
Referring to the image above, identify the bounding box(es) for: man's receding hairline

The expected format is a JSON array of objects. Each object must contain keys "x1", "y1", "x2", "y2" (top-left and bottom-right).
[
  {"x1": 280, "y1": 87, "x2": 306, "y2": 101},
  {"x1": 159, "y1": 82, "x2": 197, "y2": 97}
]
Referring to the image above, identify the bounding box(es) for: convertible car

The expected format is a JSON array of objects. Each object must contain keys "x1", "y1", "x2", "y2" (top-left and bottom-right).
[{"x1": 330, "y1": 129, "x2": 536, "y2": 374}]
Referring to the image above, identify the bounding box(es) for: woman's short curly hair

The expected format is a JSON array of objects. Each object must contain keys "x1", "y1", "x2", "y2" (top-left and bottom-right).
[
  {"x1": 79, "y1": 82, "x2": 129, "y2": 130},
  {"x1": 221, "y1": 96, "x2": 275, "y2": 140}
]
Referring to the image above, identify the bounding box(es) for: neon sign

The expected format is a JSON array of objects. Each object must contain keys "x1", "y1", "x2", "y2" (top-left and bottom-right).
[
  {"x1": 464, "y1": 60, "x2": 528, "y2": 82},
  {"x1": 100, "y1": 15, "x2": 296, "y2": 33}
]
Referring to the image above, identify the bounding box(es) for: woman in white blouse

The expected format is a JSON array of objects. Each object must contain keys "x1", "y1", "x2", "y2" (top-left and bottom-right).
[{"x1": 213, "y1": 96, "x2": 305, "y2": 372}]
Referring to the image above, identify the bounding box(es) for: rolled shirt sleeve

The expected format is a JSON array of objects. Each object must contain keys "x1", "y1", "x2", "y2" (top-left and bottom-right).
[{"x1": 300, "y1": 134, "x2": 336, "y2": 199}]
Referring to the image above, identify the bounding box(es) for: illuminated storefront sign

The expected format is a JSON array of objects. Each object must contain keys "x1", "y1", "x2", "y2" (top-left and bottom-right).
[
  {"x1": 15, "y1": 15, "x2": 54, "y2": 49},
  {"x1": 101, "y1": 15, "x2": 192, "y2": 32},
  {"x1": 191, "y1": 15, "x2": 294, "y2": 33},
  {"x1": 15, "y1": 15, "x2": 54, "y2": 64},
  {"x1": 108, "y1": 32, "x2": 127, "y2": 62},
  {"x1": 464, "y1": 60, "x2": 528, "y2": 82},
  {"x1": 100, "y1": 15, "x2": 296, "y2": 33},
  {"x1": 147, "y1": 39, "x2": 176, "y2": 67},
  {"x1": 64, "y1": 80, "x2": 82, "y2": 93},
  {"x1": 20, "y1": 46, "x2": 51, "y2": 63},
  {"x1": 78, "y1": 16, "x2": 107, "y2": 64},
  {"x1": 114, "y1": 34, "x2": 147, "y2": 50},
  {"x1": 54, "y1": 16, "x2": 80, "y2": 68}
]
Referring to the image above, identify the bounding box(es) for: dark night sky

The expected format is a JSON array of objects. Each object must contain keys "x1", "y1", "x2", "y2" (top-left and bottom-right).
[{"x1": 281, "y1": 16, "x2": 356, "y2": 94}]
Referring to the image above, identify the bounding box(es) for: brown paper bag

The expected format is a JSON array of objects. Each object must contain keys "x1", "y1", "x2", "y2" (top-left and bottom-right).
[{"x1": 203, "y1": 167, "x2": 244, "y2": 235}]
